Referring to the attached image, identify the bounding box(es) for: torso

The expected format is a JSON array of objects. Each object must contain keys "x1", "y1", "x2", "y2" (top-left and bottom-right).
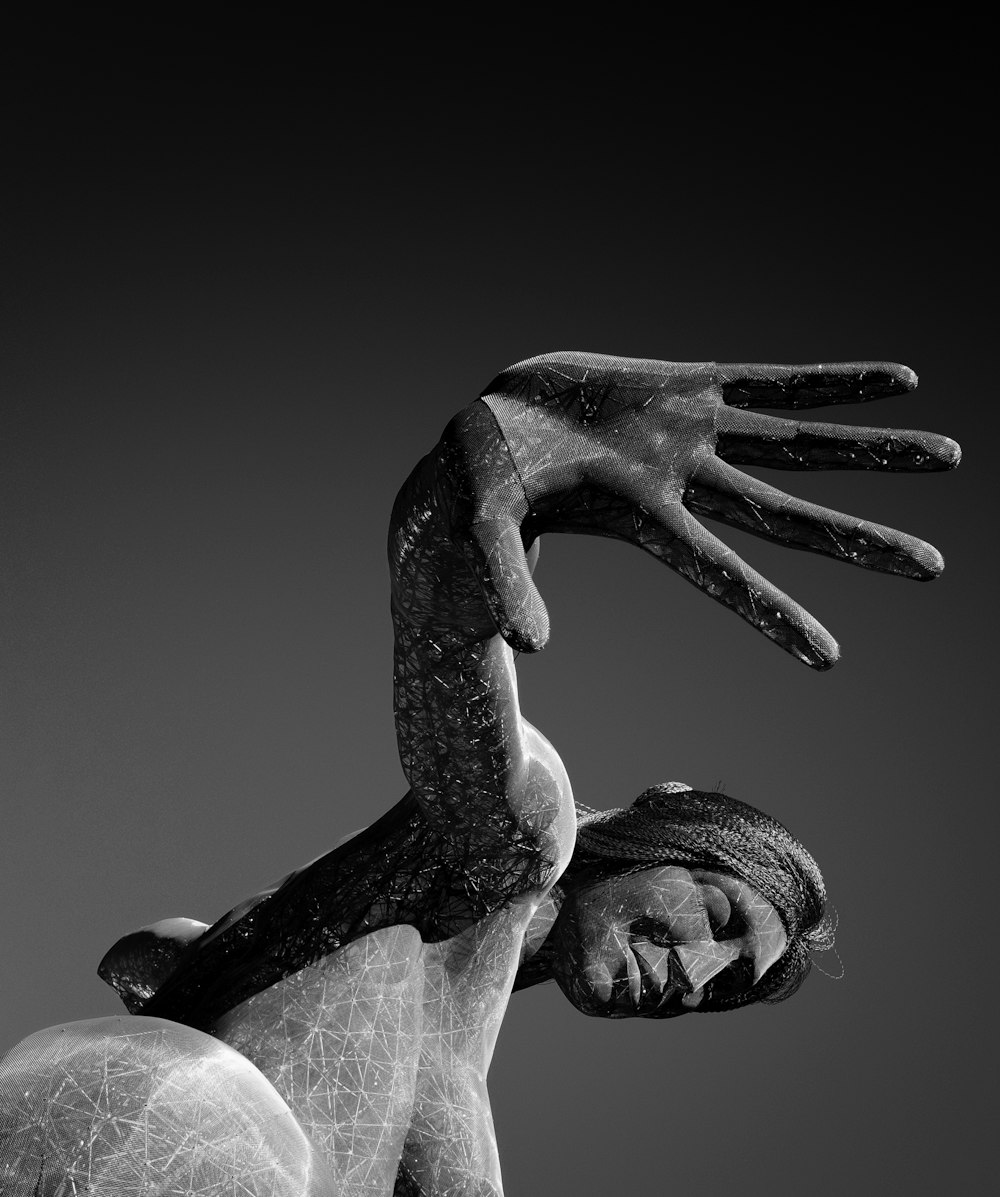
[
  {"x1": 216, "y1": 924, "x2": 423, "y2": 1195},
  {"x1": 214, "y1": 721, "x2": 574, "y2": 1196},
  {"x1": 216, "y1": 900, "x2": 537, "y2": 1197}
]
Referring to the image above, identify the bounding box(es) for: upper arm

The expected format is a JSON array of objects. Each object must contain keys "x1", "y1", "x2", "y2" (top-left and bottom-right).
[{"x1": 394, "y1": 1081, "x2": 504, "y2": 1197}]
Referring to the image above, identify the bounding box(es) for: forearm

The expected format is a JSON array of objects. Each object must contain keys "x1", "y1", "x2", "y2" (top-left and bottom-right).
[
  {"x1": 392, "y1": 616, "x2": 526, "y2": 839},
  {"x1": 386, "y1": 347, "x2": 950, "y2": 843},
  {"x1": 388, "y1": 405, "x2": 537, "y2": 839},
  {"x1": 393, "y1": 1079, "x2": 503, "y2": 1197}
]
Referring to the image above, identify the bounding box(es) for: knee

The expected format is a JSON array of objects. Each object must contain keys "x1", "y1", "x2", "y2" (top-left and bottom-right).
[{"x1": 0, "y1": 1015, "x2": 338, "y2": 1195}]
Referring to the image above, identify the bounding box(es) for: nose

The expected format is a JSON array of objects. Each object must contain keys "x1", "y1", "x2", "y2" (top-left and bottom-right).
[{"x1": 632, "y1": 939, "x2": 742, "y2": 998}]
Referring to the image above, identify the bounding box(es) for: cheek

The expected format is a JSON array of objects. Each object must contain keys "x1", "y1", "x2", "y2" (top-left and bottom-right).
[
  {"x1": 703, "y1": 957, "x2": 756, "y2": 1003},
  {"x1": 750, "y1": 913, "x2": 788, "y2": 981}
]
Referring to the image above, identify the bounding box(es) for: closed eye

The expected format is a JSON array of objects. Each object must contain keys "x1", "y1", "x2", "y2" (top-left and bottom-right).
[
  {"x1": 629, "y1": 917, "x2": 672, "y2": 946},
  {"x1": 701, "y1": 884, "x2": 733, "y2": 935},
  {"x1": 714, "y1": 911, "x2": 748, "y2": 941}
]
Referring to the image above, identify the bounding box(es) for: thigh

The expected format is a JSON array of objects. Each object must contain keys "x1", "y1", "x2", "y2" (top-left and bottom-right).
[{"x1": 0, "y1": 1015, "x2": 337, "y2": 1196}]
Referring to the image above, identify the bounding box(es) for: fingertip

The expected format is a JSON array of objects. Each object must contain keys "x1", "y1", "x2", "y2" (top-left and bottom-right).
[
  {"x1": 501, "y1": 617, "x2": 550, "y2": 654},
  {"x1": 766, "y1": 622, "x2": 839, "y2": 670},
  {"x1": 799, "y1": 630, "x2": 840, "y2": 671},
  {"x1": 939, "y1": 437, "x2": 962, "y2": 468},
  {"x1": 767, "y1": 606, "x2": 839, "y2": 669},
  {"x1": 912, "y1": 433, "x2": 960, "y2": 472},
  {"x1": 468, "y1": 520, "x2": 550, "y2": 652},
  {"x1": 892, "y1": 363, "x2": 918, "y2": 392},
  {"x1": 916, "y1": 545, "x2": 945, "y2": 580},
  {"x1": 860, "y1": 362, "x2": 918, "y2": 399}
]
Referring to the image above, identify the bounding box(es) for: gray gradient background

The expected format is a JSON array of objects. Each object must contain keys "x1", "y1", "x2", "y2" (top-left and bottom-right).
[{"x1": 2, "y1": 44, "x2": 993, "y2": 1195}]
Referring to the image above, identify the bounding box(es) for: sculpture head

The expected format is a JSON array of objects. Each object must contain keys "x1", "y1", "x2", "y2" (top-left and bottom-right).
[{"x1": 547, "y1": 784, "x2": 832, "y2": 1017}]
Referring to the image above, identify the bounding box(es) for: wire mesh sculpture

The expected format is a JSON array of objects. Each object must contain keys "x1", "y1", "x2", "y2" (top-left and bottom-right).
[
  {"x1": 0, "y1": 353, "x2": 960, "y2": 1195},
  {"x1": 0, "y1": 1017, "x2": 337, "y2": 1195}
]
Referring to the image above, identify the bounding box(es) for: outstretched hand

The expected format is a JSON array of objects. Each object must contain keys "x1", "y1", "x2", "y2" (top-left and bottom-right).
[{"x1": 455, "y1": 351, "x2": 959, "y2": 668}]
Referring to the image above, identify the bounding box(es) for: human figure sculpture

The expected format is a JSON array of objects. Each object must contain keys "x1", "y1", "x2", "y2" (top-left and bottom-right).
[{"x1": 0, "y1": 353, "x2": 960, "y2": 1195}]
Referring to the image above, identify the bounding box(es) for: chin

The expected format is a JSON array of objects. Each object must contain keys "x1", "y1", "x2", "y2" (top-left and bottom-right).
[
  {"x1": 574, "y1": 997, "x2": 695, "y2": 1020},
  {"x1": 637, "y1": 1003, "x2": 693, "y2": 1020}
]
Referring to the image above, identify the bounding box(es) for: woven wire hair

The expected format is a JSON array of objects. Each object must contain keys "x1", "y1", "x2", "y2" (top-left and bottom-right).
[{"x1": 564, "y1": 785, "x2": 835, "y2": 1011}]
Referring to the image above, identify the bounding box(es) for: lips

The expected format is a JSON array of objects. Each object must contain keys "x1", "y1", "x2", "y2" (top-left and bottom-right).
[
  {"x1": 576, "y1": 942, "x2": 734, "y2": 1018},
  {"x1": 626, "y1": 945, "x2": 693, "y2": 1017}
]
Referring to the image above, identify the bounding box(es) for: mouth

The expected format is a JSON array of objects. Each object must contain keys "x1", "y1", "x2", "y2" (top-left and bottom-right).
[{"x1": 617, "y1": 948, "x2": 696, "y2": 1018}]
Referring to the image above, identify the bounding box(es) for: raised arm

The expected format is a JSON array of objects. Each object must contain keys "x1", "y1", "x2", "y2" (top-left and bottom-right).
[
  {"x1": 388, "y1": 402, "x2": 557, "y2": 844},
  {"x1": 135, "y1": 351, "x2": 957, "y2": 1029},
  {"x1": 390, "y1": 350, "x2": 957, "y2": 836}
]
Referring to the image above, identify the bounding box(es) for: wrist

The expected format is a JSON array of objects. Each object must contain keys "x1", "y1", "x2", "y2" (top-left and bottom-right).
[{"x1": 388, "y1": 403, "x2": 529, "y2": 640}]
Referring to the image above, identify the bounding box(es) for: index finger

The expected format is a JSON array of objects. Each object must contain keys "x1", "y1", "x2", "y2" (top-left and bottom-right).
[{"x1": 718, "y1": 361, "x2": 918, "y2": 410}]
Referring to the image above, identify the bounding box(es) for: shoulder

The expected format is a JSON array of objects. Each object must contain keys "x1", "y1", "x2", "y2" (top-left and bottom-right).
[
  {"x1": 329, "y1": 924, "x2": 425, "y2": 989},
  {"x1": 520, "y1": 720, "x2": 576, "y2": 885}
]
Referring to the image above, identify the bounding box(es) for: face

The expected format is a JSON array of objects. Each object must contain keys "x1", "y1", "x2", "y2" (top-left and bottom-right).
[{"x1": 550, "y1": 865, "x2": 787, "y2": 1017}]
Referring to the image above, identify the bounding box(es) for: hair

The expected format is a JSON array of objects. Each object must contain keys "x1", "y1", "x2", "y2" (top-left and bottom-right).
[{"x1": 560, "y1": 784, "x2": 835, "y2": 1011}]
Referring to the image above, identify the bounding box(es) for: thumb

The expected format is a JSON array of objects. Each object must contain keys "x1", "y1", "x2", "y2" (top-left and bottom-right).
[{"x1": 466, "y1": 519, "x2": 549, "y2": 653}]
